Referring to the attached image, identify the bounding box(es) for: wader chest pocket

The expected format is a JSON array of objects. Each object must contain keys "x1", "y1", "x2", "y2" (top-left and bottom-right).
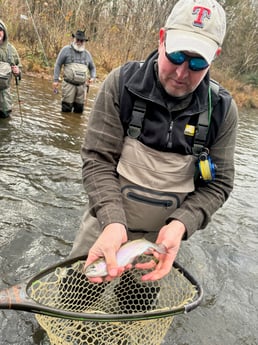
[
  {"x1": 64, "y1": 63, "x2": 88, "y2": 85},
  {"x1": 0, "y1": 62, "x2": 12, "y2": 90},
  {"x1": 121, "y1": 184, "x2": 183, "y2": 232},
  {"x1": 126, "y1": 191, "x2": 174, "y2": 208}
]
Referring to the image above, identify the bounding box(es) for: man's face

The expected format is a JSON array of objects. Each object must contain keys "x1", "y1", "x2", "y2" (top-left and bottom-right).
[
  {"x1": 158, "y1": 30, "x2": 210, "y2": 98},
  {"x1": 73, "y1": 38, "x2": 85, "y2": 51},
  {"x1": 75, "y1": 38, "x2": 85, "y2": 46}
]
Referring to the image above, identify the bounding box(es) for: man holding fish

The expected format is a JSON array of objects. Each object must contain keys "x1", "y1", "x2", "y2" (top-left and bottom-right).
[{"x1": 70, "y1": 0, "x2": 238, "y2": 282}]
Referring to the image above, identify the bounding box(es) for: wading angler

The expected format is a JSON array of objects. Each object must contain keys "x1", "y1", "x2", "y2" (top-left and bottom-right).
[
  {"x1": 53, "y1": 30, "x2": 96, "y2": 114},
  {"x1": 70, "y1": 0, "x2": 239, "y2": 285},
  {"x1": 0, "y1": 20, "x2": 22, "y2": 119}
]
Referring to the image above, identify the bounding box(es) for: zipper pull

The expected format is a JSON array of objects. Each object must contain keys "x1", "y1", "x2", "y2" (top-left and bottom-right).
[{"x1": 166, "y1": 121, "x2": 173, "y2": 149}]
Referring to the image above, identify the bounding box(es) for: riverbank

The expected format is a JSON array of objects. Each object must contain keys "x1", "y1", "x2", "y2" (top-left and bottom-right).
[{"x1": 19, "y1": 46, "x2": 258, "y2": 110}]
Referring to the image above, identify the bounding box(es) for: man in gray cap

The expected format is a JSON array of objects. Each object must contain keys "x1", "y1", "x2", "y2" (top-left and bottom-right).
[
  {"x1": 0, "y1": 20, "x2": 22, "y2": 119},
  {"x1": 70, "y1": 0, "x2": 238, "y2": 282},
  {"x1": 53, "y1": 30, "x2": 96, "y2": 113}
]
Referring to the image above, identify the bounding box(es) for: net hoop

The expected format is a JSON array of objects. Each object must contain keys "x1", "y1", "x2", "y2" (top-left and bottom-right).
[{"x1": 26, "y1": 255, "x2": 203, "y2": 322}]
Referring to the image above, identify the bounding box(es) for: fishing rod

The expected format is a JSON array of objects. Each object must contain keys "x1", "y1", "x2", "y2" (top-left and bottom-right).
[
  {"x1": 85, "y1": 80, "x2": 90, "y2": 107},
  {"x1": 11, "y1": 63, "x2": 23, "y2": 124},
  {"x1": 14, "y1": 75, "x2": 23, "y2": 123}
]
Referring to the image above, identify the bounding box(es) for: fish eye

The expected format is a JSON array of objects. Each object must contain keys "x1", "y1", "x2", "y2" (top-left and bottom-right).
[{"x1": 89, "y1": 266, "x2": 97, "y2": 272}]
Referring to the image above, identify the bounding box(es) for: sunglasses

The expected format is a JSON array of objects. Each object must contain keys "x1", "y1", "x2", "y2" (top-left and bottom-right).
[{"x1": 165, "y1": 51, "x2": 209, "y2": 71}]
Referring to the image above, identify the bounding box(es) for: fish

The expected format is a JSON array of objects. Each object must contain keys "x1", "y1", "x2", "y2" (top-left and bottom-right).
[{"x1": 84, "y1": 238, "x2": 167, "y2": 278}]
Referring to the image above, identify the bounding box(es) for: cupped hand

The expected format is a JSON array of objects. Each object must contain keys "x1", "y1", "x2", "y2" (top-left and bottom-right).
[
  {"x1": 11, "y1": 65, "x2": 20, "y2": 76},
  {"x1": 84, "y1": 223, "x2": 128, "y2": 283},
  {"x1": 135, "y1": 220, "x2": 186, "y2": 281},
  {"x1": 52, "y1": 81, "x2": 59, "y2": 90}
]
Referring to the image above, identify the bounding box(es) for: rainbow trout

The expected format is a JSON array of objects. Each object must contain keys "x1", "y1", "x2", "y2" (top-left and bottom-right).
[{"x1": 84, "y1": 238, "x2": 167, "y2": 278}]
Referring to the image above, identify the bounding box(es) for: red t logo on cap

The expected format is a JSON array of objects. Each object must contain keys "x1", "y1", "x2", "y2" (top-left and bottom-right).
[{"x1": 192, "y1": 6, "x2": 212, "y2": 28}]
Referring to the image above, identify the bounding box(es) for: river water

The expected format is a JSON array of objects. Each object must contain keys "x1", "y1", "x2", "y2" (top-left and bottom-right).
[{"x1": 0, "y1": 75, "x2": 257, "y2": 345}]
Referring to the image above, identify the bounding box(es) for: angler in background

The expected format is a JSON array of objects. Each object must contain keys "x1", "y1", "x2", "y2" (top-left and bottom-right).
[
  {"x1": 70, "y1": 0, "x2": 238, "y2": 282},
  {"x1": 0, "y1": 20, "x2": 22, "y2": 119},
  {"x1": 53, "y1": 30, "x2": 96, "y2": 114}
]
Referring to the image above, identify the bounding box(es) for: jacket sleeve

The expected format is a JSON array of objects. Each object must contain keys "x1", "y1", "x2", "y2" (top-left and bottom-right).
[
  {"x1": 9, "y1": 43, "x2": 22, "y2": 79},
  {"x1": 86, "y1": 50, "x2": 96, "y2": 79},
  {"x1": 53, "y1": 46, "x2": 68, "y2": 81},
  {"x1": 169, "y1": 99, "x2": 239, "y2": 238},
  {"x1": 81, "y1": 67, "x2": 127, "y2": 230}
]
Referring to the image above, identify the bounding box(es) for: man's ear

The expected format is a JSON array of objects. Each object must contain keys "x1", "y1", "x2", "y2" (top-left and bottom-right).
[
  {"x1": 159, "y1": 28, "x2": 166, "y2": 44},
  {"x1": 215, "y1": 47, "x2": 222, "y2": 57}
]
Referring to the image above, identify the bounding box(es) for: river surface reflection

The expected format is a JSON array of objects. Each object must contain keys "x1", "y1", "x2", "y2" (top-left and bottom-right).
[{"x1": 0, "y1": 75, "x2": 257, "y2": 345}]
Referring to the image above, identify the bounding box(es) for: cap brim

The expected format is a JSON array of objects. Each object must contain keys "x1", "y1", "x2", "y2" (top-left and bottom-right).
[{"x1": 166, "y1": 30, "x2": 218, "y2": 64}]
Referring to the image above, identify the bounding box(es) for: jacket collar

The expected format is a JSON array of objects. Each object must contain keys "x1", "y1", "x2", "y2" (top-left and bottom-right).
[{"x1": 125, "y1": 49, "x2": 211, "y2": 114}]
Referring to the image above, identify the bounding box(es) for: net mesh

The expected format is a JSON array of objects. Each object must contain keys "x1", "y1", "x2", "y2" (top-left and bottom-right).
[{"x1": 30, "y1": 257, "x2": 198, "y2": 345}]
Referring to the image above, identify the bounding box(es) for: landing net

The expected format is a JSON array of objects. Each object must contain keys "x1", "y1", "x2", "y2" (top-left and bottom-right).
[{"x1": 30, "y1": 256, "x2": 201, "y2": 345}]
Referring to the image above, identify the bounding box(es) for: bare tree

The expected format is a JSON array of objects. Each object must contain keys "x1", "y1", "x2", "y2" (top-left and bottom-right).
[
  {"x1": 1, "y1": 0, "x2": 257, "y2": 81},
  {"x1": 221, "y1": 0, "x2": 258, "y2": 77}
]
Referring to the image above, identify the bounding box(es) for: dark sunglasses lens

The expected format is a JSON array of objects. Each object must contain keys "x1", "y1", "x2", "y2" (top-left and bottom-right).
[
  {"x1": 167, "y1": 51, "x2": 185, "y2": 65},
  {"x1": 189, "y1": 58, "x2": 209, "y2": 71},
  {"x1": 166, "y1": 51, "x2": 208, "y2": 71}
]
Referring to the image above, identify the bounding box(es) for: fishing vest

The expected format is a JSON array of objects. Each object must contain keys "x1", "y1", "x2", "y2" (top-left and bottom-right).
[
  {"x1": 126, "y1": 79, "x2": 220, "y2": 156},
  {"x1": 0, "y1": 44, "x2": 12, "y2": 90},
  {"x1": 115, "y1": 60, "x2": 232, "y2": 233},
  {"x1": 63, "y1": 47, "x2": 88, "y2": 85}
]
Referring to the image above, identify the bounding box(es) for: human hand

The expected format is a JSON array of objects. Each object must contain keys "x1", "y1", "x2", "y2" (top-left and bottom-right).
[
  {"x1": 52, "y1": 81, "x2": 59, "y2": 93},
  {"x1": 84, "y1": 223, "x2": 128, "y2": 283},
  {"x1": 11, "y1": 65, "x2": 20, "y2": 76},
  {"x1": 135, "y1": 220, "x2": 186, "y2": 281}
]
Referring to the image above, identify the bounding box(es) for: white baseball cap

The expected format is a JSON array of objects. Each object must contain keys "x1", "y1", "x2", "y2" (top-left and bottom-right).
[{"x1": 165, "y1": 0, "x2": 226, "y2": 64}]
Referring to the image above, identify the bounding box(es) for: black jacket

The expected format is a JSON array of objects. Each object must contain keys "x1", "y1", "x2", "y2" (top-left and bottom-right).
[{"x1": 119, "y1": 50, "x2": 232, "y2": 155}]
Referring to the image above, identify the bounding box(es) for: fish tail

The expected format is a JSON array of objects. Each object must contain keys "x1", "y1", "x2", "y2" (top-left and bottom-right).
[
  {"x1": 155, "y1": 243, "x2": 167, "y2": 254},
  {"x1": 147, "y1": 243, "x2": 167, "y2": 255}
]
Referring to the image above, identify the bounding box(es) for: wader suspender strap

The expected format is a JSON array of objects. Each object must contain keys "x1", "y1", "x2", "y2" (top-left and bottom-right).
[
  {"x1": 127, "y1": 61, "x2": 146, "y2": 138},
  {"x1": 70, "y1": 47, "x2": 87, "y2": 63},
  {"x1": 127, "y1": 99, "x2": 146, "y2": 138},
  {"x1": 192, "y1": 80, "x2": 220, "y2": 155},
  {"x1": 127, "y1": 79, "x2": 220, "y2": 152},
  {"x1": 70, "y1": 48, "x2": 76, "y2": 63}
]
